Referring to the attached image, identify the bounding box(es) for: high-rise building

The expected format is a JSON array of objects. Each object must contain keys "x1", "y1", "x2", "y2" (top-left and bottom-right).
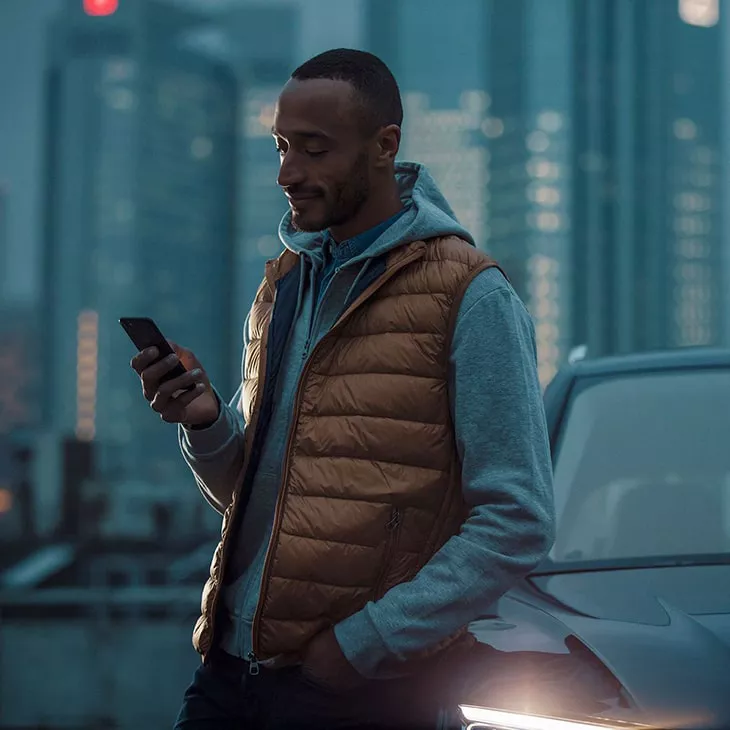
[
  {"x1": 180, "y1": 5, "x2": 299, "y2": 385},
  {"x1": 41, "y1": 0, "x2": 238, "y2": 486},
  {"x1": 367, "y1": 0, "x2": 573, "y2": 385},
  {"x1": 571, "y1": 0, "x2": 724, "y2": 356},
  {"x1": 366, "y1": 0, "x2": 491, "y2": 248},
  {"x1": 484, "y1": 0, "x2": 574, "y2": 385}
]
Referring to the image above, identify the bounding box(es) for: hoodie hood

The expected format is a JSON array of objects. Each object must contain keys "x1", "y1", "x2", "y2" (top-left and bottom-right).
[{"x1": 277, "y1": 161, "x2": 476, "y2": 266}]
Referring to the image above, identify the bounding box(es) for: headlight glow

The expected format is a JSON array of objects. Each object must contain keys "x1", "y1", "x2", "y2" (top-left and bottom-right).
[{"x1": 458, "y1": 705, "x2": 647, "y2": 730}]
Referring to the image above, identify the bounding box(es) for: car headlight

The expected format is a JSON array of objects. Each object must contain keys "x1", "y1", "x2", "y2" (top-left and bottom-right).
[{"x1": 458, "y1": 705, "x2": 649, "y2": 730}]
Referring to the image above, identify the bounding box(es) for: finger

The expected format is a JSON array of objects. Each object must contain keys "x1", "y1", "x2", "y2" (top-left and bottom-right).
[
  {"x1": 141, "y1": 353, "x2": 181, "y2": 394},
  {"x1": 160, "y1": 384, "x2": 207, "y2": 421},
  {"x1": 130, "y1": 347, "x2": 159, "y2": 374},
  {"x1": 157, "y1": 368, "x2": 204, "y2": 399},
  {"x1": 170, "y1": 341, "x2": 201, "y2": 371},
  {"x1": 150, "y1": 369, "x2": 202, "y2": 413}
]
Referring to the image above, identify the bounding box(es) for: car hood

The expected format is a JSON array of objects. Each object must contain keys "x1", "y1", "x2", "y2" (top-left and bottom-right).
[{"x1": 466, "y1": 566, "x2": 730, "y2": 730}]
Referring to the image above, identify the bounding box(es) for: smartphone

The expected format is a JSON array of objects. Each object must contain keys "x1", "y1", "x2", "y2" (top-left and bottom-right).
[{"x1": 119, "y1": 316, "x2": 193, "y2": 389}]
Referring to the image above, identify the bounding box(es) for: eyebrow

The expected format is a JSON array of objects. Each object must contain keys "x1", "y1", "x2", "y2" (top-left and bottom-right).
[{"x1": 271, "y1": 127, "x2": 333, "y2": 142}]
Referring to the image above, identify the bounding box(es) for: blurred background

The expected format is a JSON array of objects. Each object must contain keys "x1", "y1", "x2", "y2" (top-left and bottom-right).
[{"x1": 0, "y1": 0, "x2": 727, "y2": 726}]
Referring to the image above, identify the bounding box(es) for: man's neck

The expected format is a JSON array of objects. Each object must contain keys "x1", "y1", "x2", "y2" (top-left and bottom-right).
[{"x1": 329, "y1": 189, "x2": 403, "y2": 244}]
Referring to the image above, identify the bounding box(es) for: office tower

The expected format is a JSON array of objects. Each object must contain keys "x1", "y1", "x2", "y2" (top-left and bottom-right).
[
  {"x1": 366, "y1": 0, "x2": 490, "y2": 248},
  {"x1": 225, "y1": 7, "x2": 299, "y2": 386},
  {"x1": 571, "y1": 0, "x2": 724, "y2": 355},
  {"x1": 41, "y1": 0, "x2": 237, "y2": 488},
  {"x1": 483, "y1": 0, "x2": 574, "y2": 384},
  {"x1": 367, "y1": 0, "x2": 573, "y2": 385},
  {"x1": 180, "y1": 4, "x2": 300, "y2": 386}
]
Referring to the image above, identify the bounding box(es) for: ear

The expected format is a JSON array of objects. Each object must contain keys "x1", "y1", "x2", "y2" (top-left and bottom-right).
[{"x1": 373, "y1": 124, "x2": 401, "y2": 169}]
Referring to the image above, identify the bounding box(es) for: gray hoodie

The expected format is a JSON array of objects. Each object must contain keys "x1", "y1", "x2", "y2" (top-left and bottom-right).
[{"x1": 178, "y1": 161, "x2": 555, "y2": 678}]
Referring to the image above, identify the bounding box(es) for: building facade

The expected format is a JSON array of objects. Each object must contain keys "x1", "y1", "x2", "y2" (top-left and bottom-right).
[{"x1": 41, "y1": 0, "x2": 237, "y2": 493}]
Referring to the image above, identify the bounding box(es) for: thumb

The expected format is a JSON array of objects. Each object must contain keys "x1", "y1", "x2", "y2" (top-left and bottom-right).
[{"x1": 168, "y1": 340, "x2": 203, "y2": 372}]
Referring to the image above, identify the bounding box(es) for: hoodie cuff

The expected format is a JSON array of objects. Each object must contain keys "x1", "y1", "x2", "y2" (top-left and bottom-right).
[
  {"x1": 333, "y1": 605, "x2": 392, "y2": 679},
  {"x1": 180, "y1": 390, "x2": 235, "y2": 457}
]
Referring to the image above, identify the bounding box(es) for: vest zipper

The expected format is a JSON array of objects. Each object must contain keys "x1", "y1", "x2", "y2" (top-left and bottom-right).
[
  {"x1": 247, "y1": 651, "x2": 260, "y2": 676},
  {"x1": 251, "y1": 244, "x2": 427, "y2": 658},
  {"x1": 374, "y1": 507, "x2": 402, "y2": 599}
]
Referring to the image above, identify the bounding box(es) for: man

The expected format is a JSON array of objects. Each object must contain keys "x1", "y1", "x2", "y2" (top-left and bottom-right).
[{"x1": 132, "y1": 49, "x2": 555, "y2": 729}]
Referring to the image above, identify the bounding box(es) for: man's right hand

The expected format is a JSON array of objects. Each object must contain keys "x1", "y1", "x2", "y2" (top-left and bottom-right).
[{"x1": 131, "y1": 342, "x2": 220, "y2": 427}]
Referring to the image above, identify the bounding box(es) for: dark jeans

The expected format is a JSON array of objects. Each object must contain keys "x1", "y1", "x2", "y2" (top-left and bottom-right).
[{"x1": 173, "y1": 647, "x2": 446, "y2": 730}]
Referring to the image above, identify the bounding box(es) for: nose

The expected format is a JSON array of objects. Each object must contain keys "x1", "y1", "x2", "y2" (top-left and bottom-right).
[{"x1": 277, "y1": 150, "x2": 305, "y2": 189}]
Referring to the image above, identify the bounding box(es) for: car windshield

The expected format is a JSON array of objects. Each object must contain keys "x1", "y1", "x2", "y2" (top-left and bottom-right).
[{"x1": 547, "y1": 368, "x2": 730, "y2": 567}]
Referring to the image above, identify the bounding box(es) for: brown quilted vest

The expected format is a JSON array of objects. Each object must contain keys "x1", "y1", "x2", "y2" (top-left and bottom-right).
[{"x1": 193, "y1": 235, "x2": 501, "y2": 667}]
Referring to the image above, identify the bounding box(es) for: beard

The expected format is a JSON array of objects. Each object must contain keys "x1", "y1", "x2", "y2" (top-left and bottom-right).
[{"x1": 289, "y1": 150, "x2": 370, "y2": 233}]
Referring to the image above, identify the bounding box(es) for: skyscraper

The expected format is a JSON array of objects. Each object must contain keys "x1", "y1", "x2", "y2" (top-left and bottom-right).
[
  {"x1": 571, "y1": 0, "x2": 724, "y2": 356},
  {"x1": 484, "y1": 0, "x2": 574, "y2": 385},
  {"x1": 366, "y1": 0, "x2": 491, "y2": 248},
  {"x1": 41, "y1": 0, "x2": 238, "y2": 485},
  {"x1": 179, "y1": 4, "x2": 300, "y2": 385},
  {"x1": 367, "y1": 0, "x2": 573, "y2": 385}
]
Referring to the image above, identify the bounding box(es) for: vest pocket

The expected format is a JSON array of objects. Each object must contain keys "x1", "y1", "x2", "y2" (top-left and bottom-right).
[{"x1": 374, "y1": 507, "x2": 402, "y2": 600}]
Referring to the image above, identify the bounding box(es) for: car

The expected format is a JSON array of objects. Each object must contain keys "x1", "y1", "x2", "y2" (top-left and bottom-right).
[{"x1": 452, "y1": 347, "x2": 730, "y2": 730}]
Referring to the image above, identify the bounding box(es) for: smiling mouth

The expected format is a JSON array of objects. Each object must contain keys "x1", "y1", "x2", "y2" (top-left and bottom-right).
[{"x1": 287, "y1": 194, "x2": 320, "y2": 203}]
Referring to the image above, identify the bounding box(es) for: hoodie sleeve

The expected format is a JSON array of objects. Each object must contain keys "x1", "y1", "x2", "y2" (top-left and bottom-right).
[
  {"x1": 333, "y1": 267, "x2": 556, "y2": 678},
  {"x1": 177, "y1": 314, "x2": 249, "y2": 515}
]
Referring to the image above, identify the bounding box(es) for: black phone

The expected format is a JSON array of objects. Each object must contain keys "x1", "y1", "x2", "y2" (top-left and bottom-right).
[{"x1": 119, "y1": 316, "x2": 192, "y2": 388}]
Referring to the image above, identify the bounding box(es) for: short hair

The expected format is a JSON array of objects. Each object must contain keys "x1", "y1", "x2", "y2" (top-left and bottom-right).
[{"x1": 291, "y1": 48, "x2": 403, "y2": 132}]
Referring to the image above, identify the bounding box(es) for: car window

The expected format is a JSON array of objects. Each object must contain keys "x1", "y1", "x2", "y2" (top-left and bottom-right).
[{"x1": 549, "y1": 369, "x2": 730, "y2": 564}]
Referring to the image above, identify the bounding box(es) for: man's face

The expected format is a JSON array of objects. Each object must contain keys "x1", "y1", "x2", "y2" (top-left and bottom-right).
[{"x1": 273, "y1": 78, "x2": 373, "y2": 233}]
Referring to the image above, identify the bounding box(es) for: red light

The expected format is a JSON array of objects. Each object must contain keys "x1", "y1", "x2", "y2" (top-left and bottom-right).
[{"x1": 83, "y1": 0, "x2": 118, "y2": 16}]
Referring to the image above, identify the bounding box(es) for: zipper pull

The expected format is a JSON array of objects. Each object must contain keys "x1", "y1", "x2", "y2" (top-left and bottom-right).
[
  {"x1": 247, "y1": 651, "x2": 260, "y2": 676},
  {"x1": 386, "y1": 507, "x2": 401, "y2": 531}
]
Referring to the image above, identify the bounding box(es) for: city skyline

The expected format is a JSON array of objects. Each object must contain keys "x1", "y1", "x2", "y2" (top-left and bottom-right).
[{"x1": 0, "y1": 0, "x2": 727, "y2": 419}]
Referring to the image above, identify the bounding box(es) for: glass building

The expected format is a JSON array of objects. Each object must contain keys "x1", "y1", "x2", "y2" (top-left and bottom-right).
[
  {"x1": 367, "y1": 0, "x2": 573, "y2": 386},
  {"x1": 181, "y1": 4, "x2": 298, "y2": 386},
  {"x1": 571, "y1": 0, "x2": 724, "y2": 355},
  {"x1": 41, "y1": 0, "x2": 237, "y2": 487},
  {"x1": 368, "y1": 0, "x2": 725, "y2": 384}
]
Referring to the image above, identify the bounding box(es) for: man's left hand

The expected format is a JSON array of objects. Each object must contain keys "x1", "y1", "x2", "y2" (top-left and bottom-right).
[{"x1": 301, "y1": 628, "x2": 365, "y2": 692}]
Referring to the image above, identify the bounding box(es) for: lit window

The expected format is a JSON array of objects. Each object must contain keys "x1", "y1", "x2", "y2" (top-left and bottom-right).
[
  {"x1": 692, "y1": 146, "x2": 715, "y2": 164},
  {"x1": 536, "y1": 111, "x2": 563, "y2": 133},
  {"x1": 526, "y1": 131, "x2": 550, "y2": 153},
  {"x1": 674, "y1": 192, "x2": 710, "y2": 212},
  {"x1": 76, "y1": 310, "x2": 98, "y2": 442},
  {"x1": 678, "y1": 0, "x2": 719, "y2": 27},
  {"x1": 673, "y1": 118, "x2": 698, "y2": 140},
  {"x1": 528, "y1": 254, "x2": 560, "y2": 277},
  {"x1": 104, "y1": 60, "x2": 134, "y2": 81},
  {"x1": 527, "y1": 158, "x2": 551, "y2": 178},
  {"x1": 529, "y1": 185, "x2": 561, "y2": 206},
  {"x1": 536, "y1": 212, "x2": 561, "y2": 231},
  {"x1": 460, "y1": 90, "x2": 491, "y2": 114},
  {"x1": 536, "y1": 322, "x2": 560, "y2": 341},
  {"x1": 481, "y1": 118, "x2": 505, "y2": 138}
]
